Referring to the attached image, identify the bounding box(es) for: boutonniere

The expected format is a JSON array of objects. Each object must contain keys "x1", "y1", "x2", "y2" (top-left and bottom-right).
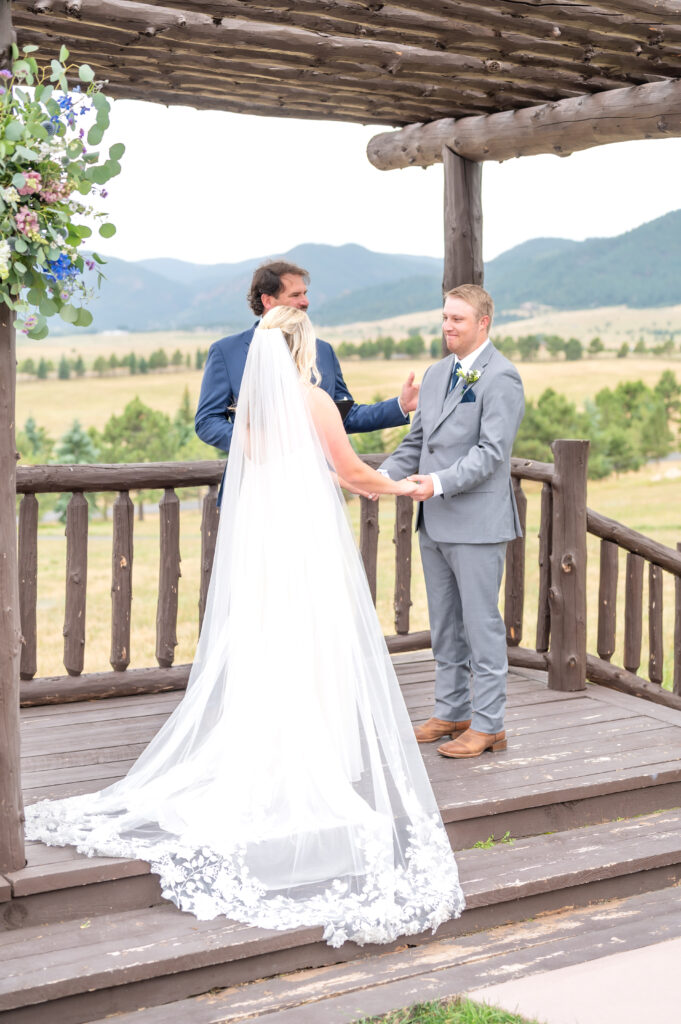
[{"x1": 456, "y1": 368, "x2": 480, "y2": 388}]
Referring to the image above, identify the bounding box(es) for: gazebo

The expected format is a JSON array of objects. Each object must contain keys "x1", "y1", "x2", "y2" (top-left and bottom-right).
[{"x1": 3, "y1": 2, "x2": 681, "y2": 1014}]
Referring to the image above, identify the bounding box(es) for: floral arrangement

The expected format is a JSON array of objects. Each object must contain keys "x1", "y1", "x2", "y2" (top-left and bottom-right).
[
  {"x1": 456, "y1": 367, "x2": 480, "y2": 387},
  {"x1": 0, "y1": 43, "x2": 123, "y2": 339}
]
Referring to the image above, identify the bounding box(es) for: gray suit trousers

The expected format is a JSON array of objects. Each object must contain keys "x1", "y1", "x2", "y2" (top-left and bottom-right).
[{"x1": 419, "y1": 527, "x2": 508, "y2": 734}]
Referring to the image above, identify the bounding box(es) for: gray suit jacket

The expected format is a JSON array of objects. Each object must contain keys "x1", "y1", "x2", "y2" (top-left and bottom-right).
[{"x1": 381, "y1": 344, "x2": 525, "y2": 544}]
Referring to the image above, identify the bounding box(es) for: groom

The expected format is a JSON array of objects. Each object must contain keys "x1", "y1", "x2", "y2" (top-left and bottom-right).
[
  {"x1": 195, "y1": 260, "x2": 419, "y2": 461},
  {"x1": 380, "y1": 285, "x2": 525, "y2": 758}
]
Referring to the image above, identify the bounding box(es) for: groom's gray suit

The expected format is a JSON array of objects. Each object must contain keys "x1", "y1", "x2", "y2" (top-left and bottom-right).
[{"x1": 381, "y1": 343, "x2": 525, "y2": 734}]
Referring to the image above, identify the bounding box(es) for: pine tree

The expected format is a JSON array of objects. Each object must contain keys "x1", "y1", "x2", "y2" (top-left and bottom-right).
[
  {"x1": 36, "y1": 357, "x2": 49, "y2": 380},
  {"x1": 73, "y1": 355, "x2": 86, "y2": 376},
  {"x1": 58, "y1": 355, "x2": 71, "y2": 380}
]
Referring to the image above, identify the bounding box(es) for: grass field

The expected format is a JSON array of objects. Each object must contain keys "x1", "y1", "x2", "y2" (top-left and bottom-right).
[{"x1": 16, "y1": 353, "x2": 681, "y2": 440}]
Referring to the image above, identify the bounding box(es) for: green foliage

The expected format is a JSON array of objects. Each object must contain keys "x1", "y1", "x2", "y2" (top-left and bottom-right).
[
  {"x1": 73, "y1": 354, "x2": 85, "y2": 376},
  {"x1": 544, "y1": 334, "x2": 565, "y2": 357},
  {"x1": 617, "y1": 342, "x2": 629, "y2": 358},
  {"x1": 194, "y1": 348, "x2": 206, "y2": 371},
  {"x1": 473, "y1": 831, "x2": 514, "y2": 849},
  {"x1": 0, "y1": 44, "x2": 124, "y2": 338},
  {"x1": 516, "y1": 373, "x2": 676, "y2": 478},
  {"x1": 634, "y1": 338, "x2": 646, "y2": 354},
  {"x1": 588, "y1": 336, "x2": 605, "y2": 355},
  {"x1": 95, "y1": 397, "x2": 177, "y2": 464},
  {"x1": 93, "y1": 354, "x2": 107, "y2": 375},
  {"x1": 16, "y1": 415, "x2": 53, "y2": 463},
  {"x1": 52, "y1": 419, "x2": 99, "y2": 519},
  {"x1": 36, "y1": 356, "x2": 49, "y2": 378},
  {"x1": 19, "y1": 356, "x2": 36, "y2": 375},
  {"x1": 430, "y1": 336, "x2": 443, "y2": 358},
  {"x1": 564, "y1": 337, "x2": 583, "y2": 361},
  {"x1": 148, "y1": 347, "x2": 169, "y2": 369},
  {"x1": 359, "y1": 996, "x2": 543, "y2": 1024},
  {"x1": 57, "y1": 353, "x2": 70, "y2": 379},
  {"x1": 515, "y1": 335, "x2": 540, "y2": 361}
]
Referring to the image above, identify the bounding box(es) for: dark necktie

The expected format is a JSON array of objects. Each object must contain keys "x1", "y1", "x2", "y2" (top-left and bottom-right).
[{"x1": 448, "y1": 360, "x2": 462, "y2": 394}]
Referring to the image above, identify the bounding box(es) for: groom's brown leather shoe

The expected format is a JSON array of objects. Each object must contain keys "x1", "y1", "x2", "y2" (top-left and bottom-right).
[
  {"x1": 414, "y1": 717, "x2": 471, "y2": 743},
  {"x1": 438, "y1": 728, "x2": 507, "y2": 758}
]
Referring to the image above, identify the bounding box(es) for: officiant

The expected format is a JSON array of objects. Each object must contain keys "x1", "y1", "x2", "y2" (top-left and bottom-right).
[{"x1": 194, "y1": 260, "x2": 420, "y2": 469}]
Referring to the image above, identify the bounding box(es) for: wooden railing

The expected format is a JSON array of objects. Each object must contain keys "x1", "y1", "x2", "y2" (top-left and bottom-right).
[{"x1": 14, "y1": 440, "x2": 681, "y2": 712}]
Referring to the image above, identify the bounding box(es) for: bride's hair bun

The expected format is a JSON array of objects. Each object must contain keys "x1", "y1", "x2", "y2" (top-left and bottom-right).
[{"x1": 260, "y1": 307, "x2": 320, "y2": 385}]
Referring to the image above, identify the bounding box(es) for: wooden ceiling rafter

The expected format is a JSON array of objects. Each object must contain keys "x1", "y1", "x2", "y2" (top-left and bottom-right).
[{"x1": 10, "y1": 0, "x2": 681, "y2": 127}]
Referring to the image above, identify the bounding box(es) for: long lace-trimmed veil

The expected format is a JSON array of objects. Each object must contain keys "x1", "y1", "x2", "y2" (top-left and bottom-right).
[{"x1": 25, "y1": 326, "x2": 464, "y2": 946}]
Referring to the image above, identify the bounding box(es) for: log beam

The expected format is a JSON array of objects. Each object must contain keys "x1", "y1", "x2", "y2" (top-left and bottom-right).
[
  {"x1": 442, "y1": 147, "x2": 483, "y2": 300},
  {"x1": 367, "y1": 79, "x2": 681, "y2": 169},
  {"x1": 0, "y1": 303, "x2": 26, "y2": 873}
]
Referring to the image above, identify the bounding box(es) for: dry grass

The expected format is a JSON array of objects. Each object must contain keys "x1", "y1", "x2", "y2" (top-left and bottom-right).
[{"x1": 17, "y1": 352, "x2": 681, "y2": 440}]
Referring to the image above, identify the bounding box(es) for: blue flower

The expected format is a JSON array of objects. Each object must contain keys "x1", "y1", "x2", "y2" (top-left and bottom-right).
[{"x1": 42, "y1": 253, "x2": 78, "y2": 282}]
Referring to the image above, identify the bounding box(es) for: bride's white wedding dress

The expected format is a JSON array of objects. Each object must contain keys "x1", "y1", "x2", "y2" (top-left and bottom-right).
[{"x1": 25, "y1": 327, "x2": 464, "y2": 947}]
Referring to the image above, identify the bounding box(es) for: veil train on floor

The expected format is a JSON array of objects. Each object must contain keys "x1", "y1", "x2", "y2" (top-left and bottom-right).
[{"x1": 25, "y1": 326, "x2": 464, "y2": 947}]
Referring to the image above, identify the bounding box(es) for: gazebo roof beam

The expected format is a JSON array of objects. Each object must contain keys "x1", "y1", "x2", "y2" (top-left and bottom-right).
[
  {"x1": 139, "y1": 0, "x2": 681, "y2": 59},
  {"x1": 367, "y1": 77, "x2": 681, "y2": 167},
  {"x1": 18, "y1": 0, "x2": 669, "y2": 95}
]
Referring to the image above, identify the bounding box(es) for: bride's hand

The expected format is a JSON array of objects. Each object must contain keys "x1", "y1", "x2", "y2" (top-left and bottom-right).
[{"x1": 395, "y1": 478, "x2": 419, "y2": 497}]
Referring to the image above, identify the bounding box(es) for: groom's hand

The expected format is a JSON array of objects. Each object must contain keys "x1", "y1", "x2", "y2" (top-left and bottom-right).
[
  {"x1": 400, "y1": 372, "x2": 420, "y2": 413},
  {"x1": 407, "y1": 474, "x2": 435, "y2": 500}
]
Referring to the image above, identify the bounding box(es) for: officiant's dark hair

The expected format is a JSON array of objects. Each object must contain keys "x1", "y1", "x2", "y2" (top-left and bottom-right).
[{"x1": 248, "y1": 261, "x2": 310, "y2": 316}]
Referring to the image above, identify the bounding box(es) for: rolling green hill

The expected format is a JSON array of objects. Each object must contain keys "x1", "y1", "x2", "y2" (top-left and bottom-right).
[{"x1": 48, "y1": 210, "x2": 681, "y2": 335}]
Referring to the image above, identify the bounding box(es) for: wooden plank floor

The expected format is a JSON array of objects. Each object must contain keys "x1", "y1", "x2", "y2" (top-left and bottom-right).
[{"x1": 10, "y1": 655, "x2": 681, "y2": 896}]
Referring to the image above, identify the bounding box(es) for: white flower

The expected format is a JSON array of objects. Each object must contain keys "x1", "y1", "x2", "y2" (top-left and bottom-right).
[
  {"x1": 1, "y1": 186, "x2": 19, "y2": 205},
  {"x1": 0, "y1": 239, "x2": 10, "y2": 281}
]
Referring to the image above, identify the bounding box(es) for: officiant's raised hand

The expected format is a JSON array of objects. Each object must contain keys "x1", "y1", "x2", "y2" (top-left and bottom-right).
[{"x1": 400, "y1": 372, "x2": 420, "y2": 414}]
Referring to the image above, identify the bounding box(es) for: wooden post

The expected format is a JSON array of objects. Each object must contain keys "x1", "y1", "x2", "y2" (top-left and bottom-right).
[
  {"x1": 442, "y1": 146, "x2": 482, "y2": 352},
  {"x1": 596, "y1": 539, "x2": 618, "y2": 661},
  {"x1": 504, "y1": 478, "x2": 526, "y2": 646},
  {"x1": 535, "y1": 482, "x2": 552, "y2": 653},
  {"x1": 63, "y1": 492, "x2": 88, "y2": 676},
  {"x1": 0, "y1": 302, "x2": 26, "y2": 872},
  {"x1": 547, "y1": 439, "x2": 589, "y2": 691},
  {"x1": 18, "y1": 493, "x2": 39, "y2": 680},
  {"x1": 156, "y1": 487, "x2": 181, "y2": 668},
  {"x1": 675, "y1": 543, "x2": 681, "y2": 697},
  {"x1": 393, "y1": 495, "x2": 413, "y2": 635},
  {"x1": 199, "y1": 484, "x2": 219, "y2": 630},
  {"x1": 359, "y1": 495, "x2": 379, "y2": 606},
  {"x1": 110, "y1": 490, "x2": 134, "y2": 671}
]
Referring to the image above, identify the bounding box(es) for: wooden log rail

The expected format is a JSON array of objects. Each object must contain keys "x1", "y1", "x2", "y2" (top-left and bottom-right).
[{"x1": 15, "y1": 444, "x2": 681, "y2": 714}]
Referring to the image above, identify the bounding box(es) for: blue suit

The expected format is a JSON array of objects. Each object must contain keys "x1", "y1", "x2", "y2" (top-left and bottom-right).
[{"x1": 195, "y1": 323, "x2": 409, "y2": 456}]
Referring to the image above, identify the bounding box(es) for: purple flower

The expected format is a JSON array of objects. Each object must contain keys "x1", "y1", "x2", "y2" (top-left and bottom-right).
[
  {"x1": 0, "y1": 69, "x2": 12, "y2": 79},
  {"x1": 100, "y1": 189, "x2": 108, "y2": 199},
  {"x1": 85, "y1": 259, "x2": 95, "y2": 271},
  {"x1": 79, "y1": 128, "x2": 85, "y2": 139}
]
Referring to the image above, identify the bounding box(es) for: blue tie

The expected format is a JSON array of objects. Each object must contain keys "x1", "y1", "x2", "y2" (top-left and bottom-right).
[{"x1": 448, "y1": 360, "x2": 462, "y2": 394}]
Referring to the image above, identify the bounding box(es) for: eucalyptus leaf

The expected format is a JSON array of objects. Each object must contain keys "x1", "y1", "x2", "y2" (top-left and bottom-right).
[
  {"x1": 15, "y1": 144, "x2": 39, "y2": 161},
  {"x1": 4, "y1": 121, "x2": 24, "y2": 142},
  {"x1": 14, "y1": 261, "x2": 27, "y2": 275},
  {"x1": 14, "y1": 237, "x2": 28, "y2": 254},
  {"x1": 27, "y1": 287, "x2": 41, "y2": 305},
  {"x1": 108, "y1": 142, "x2": 125, "y2": 160},
  {"x1": 99, "y1": 222, "x2": 116, "y2": 239},
  {"x1": 0, "y1": 196, "x2": 5, "y2": 213},
  {"x1": 78, "y1": 64, "x2": 95, "y2": 83},
  {"x1": 39, "y1": 296, "x2": 58, "y2": 316},
  {"x1": 47, "y1": 247, "x2": 61, "y2": 260},
  {"x1": 23, "y1": 44, "x2": 39, "y2": 54},
  {"x1": 11, "y1": 172, "x2": 26, "y2": 188},
  {"x1": 75, "y1": 224, "x2": 92, "y2": 238},
  {"x1": 66, "y1": 140, "x2": 83, "y2": 158},
  {"x1": 59, "y1": 45, "x2": 69, "y2": 62},
  {"x1": 87, "y1": 125, "x2": 104, "y2": 147},
  {"x1": 29, "y1": 322, "x2": 49, "y2": 341},
  {"x1": 59, "y1": 303, "x2": 78, "y2": 324},
  {"x1": 92, "y1": 252, "x2": 106, "y2": 265},
  {"x1": 74, "y1": 307, "x2": 93, "y2": 327}
]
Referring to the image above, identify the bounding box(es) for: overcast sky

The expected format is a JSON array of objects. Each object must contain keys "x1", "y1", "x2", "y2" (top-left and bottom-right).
[{"x1": 92, "y1": 98, "x2": 681, "y2": 266}]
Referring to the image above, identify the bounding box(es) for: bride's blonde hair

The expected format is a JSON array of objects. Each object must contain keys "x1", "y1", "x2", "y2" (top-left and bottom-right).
[{"x1": 259, "y1": 306, "x2": 320, "y2": 386}]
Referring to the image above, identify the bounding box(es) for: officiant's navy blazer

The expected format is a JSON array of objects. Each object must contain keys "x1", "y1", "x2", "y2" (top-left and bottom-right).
[{"x1": 195, "y1": 323, "x2": 408, "y2": 456}]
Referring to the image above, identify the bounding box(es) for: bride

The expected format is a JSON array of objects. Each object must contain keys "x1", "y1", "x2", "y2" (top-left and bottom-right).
[{"x1": 25, "y1": 306, "x2": 465, "y2": 947}]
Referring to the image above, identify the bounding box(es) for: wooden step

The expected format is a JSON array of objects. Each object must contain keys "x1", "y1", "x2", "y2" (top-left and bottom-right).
[
  {"x1": 3, "y1": 808, "x2": 681, "y2": 1023},
  {"x1": 83, "y1": 884, "x2": 681, "y2": 1024},
  {"x1": 7, "y1": 678, "x2": 681, "y2": 932}
]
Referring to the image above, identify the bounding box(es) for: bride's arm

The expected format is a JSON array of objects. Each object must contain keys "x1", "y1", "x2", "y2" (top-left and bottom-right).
[{"x1": 306, "y1": 388, "x2": 416, "y2": 497}]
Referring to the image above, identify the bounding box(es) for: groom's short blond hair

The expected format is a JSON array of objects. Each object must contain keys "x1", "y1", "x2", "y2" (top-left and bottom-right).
[{"x1": 444, "y1": 284, "x2": 494, "y2": 328}]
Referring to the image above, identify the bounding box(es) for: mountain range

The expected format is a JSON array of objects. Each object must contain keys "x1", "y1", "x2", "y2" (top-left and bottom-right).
[{"x1": 61, "y1": 210, "x2": 681, "y2": 335}]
